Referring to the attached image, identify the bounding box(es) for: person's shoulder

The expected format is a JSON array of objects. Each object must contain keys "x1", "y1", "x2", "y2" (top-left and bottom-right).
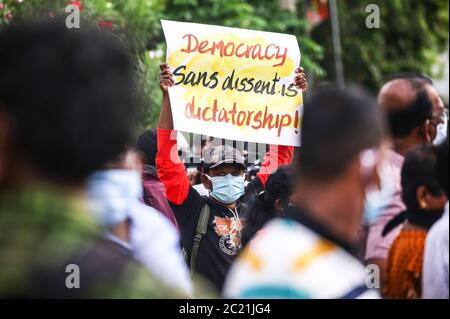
[
  {"x1": 90, "y1": 238, "x2": 185, "y2": 298},
  {"x1": 130, "y1": 201, "x2": 179, "y2": 239},
  {"x1": 224, "y1": 219, "x2": 374, "y2": 299},
  {"x1": 27, "y1": 236, "x2": 176, "y2": 298},
  {"x1": 434, "y1": 206, "x2": 449, "y2": 232},
  {"x1": 237, "y1": 217, "x2": 332, "y2": 272},
  {"x1": 261, "y1": 218, "x2": 369, "y2": 283},
  {"x1": 426, "y1": 207, "x2": 449, "y2": 245},
  {"x1": 193, "y1": 183, "x2": 209, "y2": 196},
  {"x1": 252, "y1": 217, "x2": 321, "y2": 247},
  {"x1": 109, "y1": 256, "x2": 186, "y2": 298},
  {"x1": 174, "y1": 184, "x2": 205, "y2": 207}
]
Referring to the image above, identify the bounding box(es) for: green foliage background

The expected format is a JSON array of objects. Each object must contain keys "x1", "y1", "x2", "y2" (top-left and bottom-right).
[
  {"x1": 0, "y1": 0, "x2": 324, "y2": 131},
  {"x1": 1, "y1": 0, "x2": 448, "y2": 131},
  {"x1": 312, "y1": 0, "x2": 449, "y2": 90}
]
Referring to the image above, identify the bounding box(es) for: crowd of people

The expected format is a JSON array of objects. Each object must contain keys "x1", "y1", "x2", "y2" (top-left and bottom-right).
[{"x1": 0, "y1": 18, "x2": 448, "y2": 299}]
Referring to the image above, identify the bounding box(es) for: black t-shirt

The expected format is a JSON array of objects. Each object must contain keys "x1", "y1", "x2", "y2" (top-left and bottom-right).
[{"x1": 170, "y1": 178, "x2": 263, "y2": 291}]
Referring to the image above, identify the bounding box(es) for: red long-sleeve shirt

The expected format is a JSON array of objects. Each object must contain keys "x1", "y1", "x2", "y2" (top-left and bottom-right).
[
  {"x1": 156, "y1": 129, "x2": 190, "y2": 205},
  {"x1": 256, "y1": 144, "x2": 294, "y2": 186}
]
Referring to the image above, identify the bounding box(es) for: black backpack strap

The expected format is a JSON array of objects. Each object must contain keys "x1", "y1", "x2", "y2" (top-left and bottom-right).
[{"x1": 189, "y1": 202, "x2": 210, "y2": 276}]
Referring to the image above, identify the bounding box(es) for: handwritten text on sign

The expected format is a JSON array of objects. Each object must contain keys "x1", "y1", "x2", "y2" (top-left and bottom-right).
[{"x1": 162, "y1": 20, "x2": 302, "y2": 146}]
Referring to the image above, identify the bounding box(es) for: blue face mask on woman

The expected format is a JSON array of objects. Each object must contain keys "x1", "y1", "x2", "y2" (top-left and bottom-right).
[
  {"x1": 87, "y1": 169, "x2": 142, "y2": 227},
  {"x1": 206, "y1": 173, "x2": 245, "y2": 204}
]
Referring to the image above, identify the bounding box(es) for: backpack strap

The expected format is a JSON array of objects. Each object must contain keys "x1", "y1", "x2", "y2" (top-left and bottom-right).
[{"x1": 189, "y1": 202, "x2": 210, "y2": 276}]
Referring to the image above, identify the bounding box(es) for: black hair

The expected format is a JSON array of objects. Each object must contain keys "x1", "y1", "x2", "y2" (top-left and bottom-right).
[
  {"x1": 385, "y1": 75, "x2": 434, "y2": 138},
  {"x1": 136, "y1": 129, "x2": 157, "y2": 166},
  {"x1": 0, "y1": 18, "x2": 137, "y2": 184},
  {"x1": 386, "y1": 90, "x2": 433, "y2": 138},
  {"x1": 401, "y1": 145, "x2": 443, "y2": 210},
  {"x1": 388, "y1": 72, "x2": 433, "y2": 85},
  {"x1": 383, "y1": 144, "x2": 445, "y2": 236},
  {"x1": 241, "y1": 165, "x2": 295, "y2": 248},
  {"x1": 298, "y1": 86, "x2": 384, "y2": 181},
  {"x1": 436, "y1": 138, "x2": 449, "y2": 197}
]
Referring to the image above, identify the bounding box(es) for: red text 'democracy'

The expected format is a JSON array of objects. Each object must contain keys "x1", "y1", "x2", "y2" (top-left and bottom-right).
[{"x1": 180, "y1": 34, "x2": 288, "y2": 67}]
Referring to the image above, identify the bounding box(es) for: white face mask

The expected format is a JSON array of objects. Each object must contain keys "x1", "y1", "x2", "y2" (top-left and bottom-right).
[
  {"x1": 433, "y1": 115, "x2": 448, "y2": 146},
  {"x1": 87, "y1": 169, "x2": 142, "y2": 227}
]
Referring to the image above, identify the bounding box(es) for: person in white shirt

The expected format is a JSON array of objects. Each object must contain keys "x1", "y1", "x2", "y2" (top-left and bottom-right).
[{"x1": 423, "y1": 139, "x2": 449, "y2": 299}]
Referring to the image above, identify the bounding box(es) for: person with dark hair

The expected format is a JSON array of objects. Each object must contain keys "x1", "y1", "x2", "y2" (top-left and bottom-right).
[
  {"x1": 87, "y1": 149, "x2": 192, "y2": 295},
  {"x1": 136, "y1": 129, "x2": 179, "y2": 228},
  {"x1": 0, "y1": 18, "x2": 176, "y2": 298},
  {"x1": 137, "y1": 129, "x2": 158, "y2": 166},
  {"x1": 380, "y1": 73, "x2": 445, "y2": 147},
  {"x1": 365, "y1": 74, "x2": 446, "y2": 287},
  {"x1": 224, "y1": 86, "x2": 384, "y2": 299},
  {"x1": 423, "y1": 138, "x2": 449, "y2": 298},
  {"x1": 383, "y1": 145, "x2": 447, "y2": 298},
  {"x1": 156, "y1": 63, "x2": 307, "y2": 291},
  {"x1": 241, "y1": 165, "x2": 295, "y2": 248}
]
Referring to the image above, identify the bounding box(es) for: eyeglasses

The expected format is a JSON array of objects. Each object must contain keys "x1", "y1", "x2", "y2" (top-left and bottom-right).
[{"x1": 430, "y1": 108, "x2": 449, "y2": 127}]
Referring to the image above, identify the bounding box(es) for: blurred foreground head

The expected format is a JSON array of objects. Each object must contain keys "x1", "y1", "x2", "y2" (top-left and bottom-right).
[
  {"x1": 0, "y1": 17, "x2": 137, "y2": 187},
  {"x1": 295, "y1": 86, "x2": 385, "y2": 243},
  {"x1": 299, "y1": 86, "x2": 385, "y2": 182}
]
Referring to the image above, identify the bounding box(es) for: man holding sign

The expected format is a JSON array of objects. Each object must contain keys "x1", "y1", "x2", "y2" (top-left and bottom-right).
[{"x1": 157, "y1": 20, "x2": 307, "y2": 291}]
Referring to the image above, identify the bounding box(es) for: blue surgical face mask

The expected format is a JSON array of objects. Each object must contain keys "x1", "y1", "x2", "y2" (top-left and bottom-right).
[
  {"x1": 362, "y1": 162, "x2": 396, "y2": 225},
  {"x1": 433, "y1": 116, "x2": 448, "y2": 146},
  {"x1": 206, "y1": 173, "x2": 245, "y2": 204},
  {"x1": 87, "y1": 169, "x2": 142, "y2": 227}
]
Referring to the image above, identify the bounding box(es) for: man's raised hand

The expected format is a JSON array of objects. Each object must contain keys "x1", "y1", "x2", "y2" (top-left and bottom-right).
[
  {"x1": 294, "y1": 67, "x2": 308, "y2": 92},
  {"x1": 159, "y1": 63, "x2": 174, "y2": 93}
]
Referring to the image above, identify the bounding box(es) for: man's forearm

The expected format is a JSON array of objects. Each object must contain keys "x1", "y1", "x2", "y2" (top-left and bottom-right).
[{"x1": 158, "y1": 92, "x2": 174, "y2": 130}]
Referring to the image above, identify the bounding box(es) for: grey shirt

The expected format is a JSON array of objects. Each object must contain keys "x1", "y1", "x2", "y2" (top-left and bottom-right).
[{"x1": 422, "y1": 203, "x2": 449, "y2": 299}]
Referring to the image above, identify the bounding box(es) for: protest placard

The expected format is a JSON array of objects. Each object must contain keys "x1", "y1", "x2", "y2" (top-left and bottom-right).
[{"x1": 162, "y1": 20, "x2": 302, "y2": 146}]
